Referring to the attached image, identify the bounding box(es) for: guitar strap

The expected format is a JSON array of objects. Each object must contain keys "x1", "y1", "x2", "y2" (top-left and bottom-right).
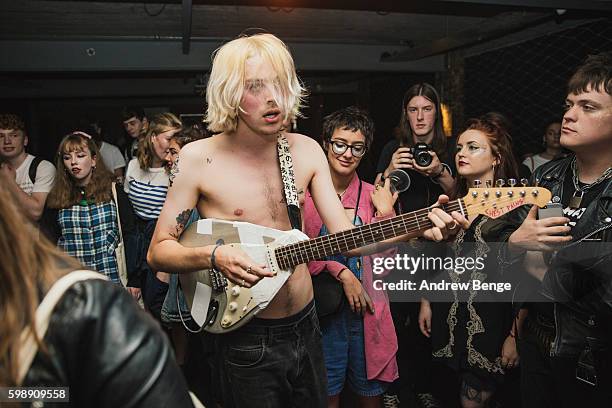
[{"x1": 277, "y1": 133, "x2": 302, "y2": 230}]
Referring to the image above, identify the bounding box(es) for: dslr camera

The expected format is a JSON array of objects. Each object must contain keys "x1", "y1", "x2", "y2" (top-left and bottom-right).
[{"x1": 411, "y1": 142, "x2": 433, "y2": 167}]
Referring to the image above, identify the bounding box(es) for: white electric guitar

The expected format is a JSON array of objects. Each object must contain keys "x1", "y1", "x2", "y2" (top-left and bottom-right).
[{"x1": 179, "y1": 183, "x2": 551, "y2": 334}]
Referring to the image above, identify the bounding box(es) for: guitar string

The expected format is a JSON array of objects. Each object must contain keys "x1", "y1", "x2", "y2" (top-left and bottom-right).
[
  {"x1": 277, "y1": 201, "x2": 463, "y2": 262},
  {"x1": 290, "y1": 188, "x2": 542, "y2": 259},
  {"x1": 277, "y1": 201, "x2": 464, "y2": 268},
  {"x1": 275, "y1": 191, "x2": 543, "y2": 268},
  {"x1": 277, "y1": 191, "x2": 541, "y2": 268}
]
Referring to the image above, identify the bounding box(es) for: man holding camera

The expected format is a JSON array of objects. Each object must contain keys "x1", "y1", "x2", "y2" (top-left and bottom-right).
[{"x1": 377, "y1": 83, "x2": 455, "y2": 211}]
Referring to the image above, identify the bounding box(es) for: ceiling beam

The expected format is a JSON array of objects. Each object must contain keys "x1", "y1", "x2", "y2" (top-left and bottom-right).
[
  {"x1": 0, "y1": 39, "x2": 444, "y2": 73},
  {"x1": 182, "y1": 0, "x2": 192, "y2": 54},
  {"x1": 36, "y1": 0, "x2": 612, "y2": 12},
  {"x1": 437, "y1": 0, "x2": 612, "y2": 12},
  {"x1": 35, "y1": 0, "x2": 515, "y2": 17},
  {"x1": 381, "y1": 11, "x2": 554, "y2": 62}
]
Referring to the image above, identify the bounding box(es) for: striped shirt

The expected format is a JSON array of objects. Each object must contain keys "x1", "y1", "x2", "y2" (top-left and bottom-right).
[{"x1": 124, "y1": 159, "x2": 169, "y2": 220}]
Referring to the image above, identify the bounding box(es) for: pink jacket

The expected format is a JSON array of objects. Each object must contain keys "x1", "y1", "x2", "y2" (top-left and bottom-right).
[{"x1": 304, "y1": 174, "x2": 399, "y2": 383}]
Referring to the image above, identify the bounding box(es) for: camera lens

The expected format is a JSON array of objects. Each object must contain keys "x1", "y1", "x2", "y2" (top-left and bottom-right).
[
  {"x1": 415, "y1": 151, "x2": 433, "y2": 167},
  {"x1": 412, "y1": 143, "x2": 433, "y2": 167}
]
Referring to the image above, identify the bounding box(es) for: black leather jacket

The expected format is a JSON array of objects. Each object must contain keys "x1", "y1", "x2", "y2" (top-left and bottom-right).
[
  {"x1": 512, "y1": 155, "x2": 612, "y2": 357},
  {"x1": 23, "y1": 279, "x2": 193, "y2": 407}
]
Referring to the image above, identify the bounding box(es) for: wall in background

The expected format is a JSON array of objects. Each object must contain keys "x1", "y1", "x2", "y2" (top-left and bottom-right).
[{"x1": 464, "y1": 19, "x2": 612, "y2": 159}]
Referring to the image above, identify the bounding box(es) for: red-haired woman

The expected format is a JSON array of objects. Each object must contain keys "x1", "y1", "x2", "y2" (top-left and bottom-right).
[{"x1": 418, "y1": 116, "x2": 521, "y2": 408}]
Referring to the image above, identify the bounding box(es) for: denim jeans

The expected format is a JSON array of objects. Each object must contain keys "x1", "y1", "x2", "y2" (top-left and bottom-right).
[
  {"x1": 161, "y1": 273, "x2": 194, "y2": 326},
  {"x1": 216, "y1": 300, "x2": 327, "y2": 408}
]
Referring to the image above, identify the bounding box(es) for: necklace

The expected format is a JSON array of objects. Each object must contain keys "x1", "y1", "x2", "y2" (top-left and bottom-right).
[
  {"x1": 78, "y1": 188, "x2": 91, "y2": 206},
  {"x1": 569, "y1": 157, "x2": 612, "y2": 209},
  {"x1": 337, "y1": 185, "x2": 350, "y2": 200}
]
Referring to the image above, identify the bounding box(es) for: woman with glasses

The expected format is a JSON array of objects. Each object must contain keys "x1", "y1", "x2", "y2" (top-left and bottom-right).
[{"x1": 303, "y1": 106, "x2": 399, "y2": 408}]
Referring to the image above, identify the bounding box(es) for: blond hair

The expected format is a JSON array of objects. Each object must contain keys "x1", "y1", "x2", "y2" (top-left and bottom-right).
[
  {"x1": 137, "y1": 112, "x2": 182, "y2": 170},
  {"x1": 205, "y1": 33, "x2": 306, "y2": 133},
  {"x1": 0, "y1": 187, "x2": 80, "y2": 386}
]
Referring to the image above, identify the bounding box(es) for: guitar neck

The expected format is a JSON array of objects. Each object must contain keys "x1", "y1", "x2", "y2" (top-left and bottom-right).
[{"x1": 275, "y1": 199, "x2": 465, "y2": 270}]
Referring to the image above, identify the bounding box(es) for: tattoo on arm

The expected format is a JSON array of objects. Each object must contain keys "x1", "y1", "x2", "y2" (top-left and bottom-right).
[
  {"x1": 168, "y1": 157, "x2": 180, "y2": 188},
  {"x1": 169, "y1": 209, "x2": 192, "y2": 239}
]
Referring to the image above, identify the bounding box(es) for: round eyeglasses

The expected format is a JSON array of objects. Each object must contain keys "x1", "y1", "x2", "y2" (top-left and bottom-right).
[{"x1": 329, "y1": 139, "x2": 367, "y2": 158}]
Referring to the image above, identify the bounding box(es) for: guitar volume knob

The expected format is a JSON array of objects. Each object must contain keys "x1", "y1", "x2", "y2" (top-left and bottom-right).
[
  {"x1": 228, "y1": 301, "x2": 238, "y2": 312},
  {"x1": 231, "y1": 286, "x2": 241, "y2": 296}
]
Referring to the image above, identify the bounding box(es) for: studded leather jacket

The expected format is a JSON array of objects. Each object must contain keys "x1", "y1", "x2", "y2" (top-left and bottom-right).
[
  {"x1": 511, "y1": 155, "x2": 612, "y2": 357},
  {"x1": 22, "y1": 279, "x2": 194, "y2": 407}
]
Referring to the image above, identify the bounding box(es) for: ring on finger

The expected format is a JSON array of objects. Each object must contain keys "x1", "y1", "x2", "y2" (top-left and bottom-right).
[
  {"x1": 240, "y1": 279, "x2": 246, "y2": 287},
  {"x1": 246, "y1": 265, "x2": 252, "y2": 274},
  {"x1": 448, "y1": 220, "x2": 458, "y2": 230}
]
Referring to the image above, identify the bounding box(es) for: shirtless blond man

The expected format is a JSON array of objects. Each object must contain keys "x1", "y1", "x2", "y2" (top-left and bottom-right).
[{"x1": 148, "y1": 33, "x2": 464, "y2": 408}]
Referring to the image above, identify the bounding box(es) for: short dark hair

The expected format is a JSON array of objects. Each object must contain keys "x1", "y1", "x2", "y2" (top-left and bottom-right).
[
  {"x1": 120, "y1": 106, "x2": 146, "y2": 122},
  {"x1": 321, "y1": 106, "x2": 375, "y2": 147},
  {"x1": 0, "y1": 114, "x2": 25, "y2": 131},
  {"x1": 568, "y1": 51, "x2": 612, "y2": 96}
]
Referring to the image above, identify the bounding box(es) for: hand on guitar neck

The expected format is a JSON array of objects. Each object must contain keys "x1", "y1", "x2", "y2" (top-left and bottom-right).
[{"x1": 344, "y1": 194, "x2": 469, "y2": 258}]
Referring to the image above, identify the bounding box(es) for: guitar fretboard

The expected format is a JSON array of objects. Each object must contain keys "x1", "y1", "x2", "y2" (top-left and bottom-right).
[{"x1": 275, "y1": 200, "x2": 465, "y2": 270}]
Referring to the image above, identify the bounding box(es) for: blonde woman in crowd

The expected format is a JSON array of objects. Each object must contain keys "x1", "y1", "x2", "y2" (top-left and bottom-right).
[{"x1": 124, "y1": 112, "x2": 182, "y2": 318}]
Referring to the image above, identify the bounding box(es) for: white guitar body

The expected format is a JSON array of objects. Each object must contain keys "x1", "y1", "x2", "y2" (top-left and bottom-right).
[{"x1": 178, "y1": 218, "x2": 309, "y2": 334}]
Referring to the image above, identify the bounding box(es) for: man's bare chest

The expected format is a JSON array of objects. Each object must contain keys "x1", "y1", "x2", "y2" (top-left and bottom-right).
[{"x1": 198, "y1": 157, "x2": 306, "y2": 226}]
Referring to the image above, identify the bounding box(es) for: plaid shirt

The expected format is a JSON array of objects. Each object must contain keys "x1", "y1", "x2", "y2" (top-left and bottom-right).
[{"x1": 57, "y1": 201, "x2": 120, "y2": 284}]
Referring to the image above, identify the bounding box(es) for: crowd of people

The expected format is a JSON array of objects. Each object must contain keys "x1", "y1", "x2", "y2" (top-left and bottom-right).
[{"x1": 0, "y1": 33, "x2": 610, "y2": 408}]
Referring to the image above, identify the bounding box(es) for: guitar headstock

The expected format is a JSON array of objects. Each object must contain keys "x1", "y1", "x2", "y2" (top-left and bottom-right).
[{"x1": 463, "y1": 179, "x2": 551, "y2": 219}]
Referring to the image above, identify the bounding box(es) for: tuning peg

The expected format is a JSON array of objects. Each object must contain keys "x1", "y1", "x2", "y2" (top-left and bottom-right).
[
  {"x1": 520, "y1": 178, "x2": 528, "y2": 187},
  {"x1": 532, "y1": 189, "x2": 539, "y2": 197},
  {"x1": 534, "y1": 178, "x2": 540, "y2": 187},
  {"x1": 473, "y1": 179, "x2": 482, "y2": 188},
  {"x1": 485, "y1": 180, "x2": 492, "y2": 188},
  {"x1": 508, "y1": 178, "x2": 517, "y2": 187},
  {"x1": 495, "y1": 179, "x2": 505, "y2": 187}
]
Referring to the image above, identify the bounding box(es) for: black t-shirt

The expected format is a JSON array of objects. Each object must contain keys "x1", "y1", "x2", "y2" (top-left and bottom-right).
[
  {"x1": 376, "y1": 138, "x2": 456, "y2": 212},
  {"x1": 561, "y1": 167, "x2": 607, "y2": 228}
]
